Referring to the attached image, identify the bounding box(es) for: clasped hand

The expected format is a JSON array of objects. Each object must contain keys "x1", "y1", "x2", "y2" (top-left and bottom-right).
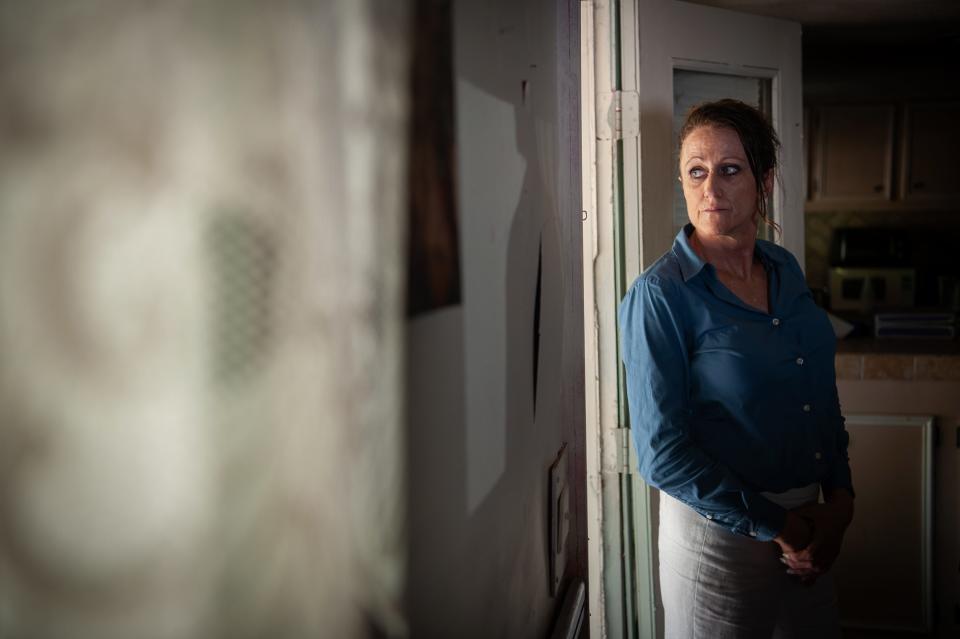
[{"x1": 773, "y1": 490, "x2": 853, "y2": 585}]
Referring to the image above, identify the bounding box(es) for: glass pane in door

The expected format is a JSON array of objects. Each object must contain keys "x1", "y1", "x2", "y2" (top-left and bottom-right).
[{"x1": 672, "y1": 70, "x2": 773, "y2": 239}]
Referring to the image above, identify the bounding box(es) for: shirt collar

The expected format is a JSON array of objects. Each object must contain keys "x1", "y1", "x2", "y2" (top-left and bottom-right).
[{"x1": 672, "y1": 223, "x2": 788, "y2": 282}]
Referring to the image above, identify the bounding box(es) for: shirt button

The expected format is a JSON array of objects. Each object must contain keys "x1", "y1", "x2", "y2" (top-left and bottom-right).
[
  {"x1": 796, "y1": 357, "x2": 805, "y2": 366},
  {"x1": 772, "y1": 318, "x2": 781, "y2": 327},
  {"x1": 706, "y1": 514, "x2": 714, "y2": 520},
  {"x1": 803, "y1": 404, "x2": 811, "y2": 412},
  {"x1": 749, "y1": 531, "x2": 758, "y2": 537},
  {"x1": 815, "y1": 452, "x2": 822, "y2": 460}
]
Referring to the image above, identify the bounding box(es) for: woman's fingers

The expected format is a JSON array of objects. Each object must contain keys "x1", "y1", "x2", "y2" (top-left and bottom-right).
[
  {"x1": 779, "y1": 500, "x2": 851, "y2": 581},
  {"x1": 773, "y1": 511, "x2": 814, "y2": 554},
  {"x1": 782, "y1": 534, "x2": 836, "y2": 573},
  {"x1": 781, "y1": 553, "x2": 817, "y2": 572}
]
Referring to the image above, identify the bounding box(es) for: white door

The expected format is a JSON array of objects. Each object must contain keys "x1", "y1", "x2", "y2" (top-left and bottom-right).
[
  {"x1": 622, "y1": 1, "x2": 804, "y2": 636},
  {"x1": 582, "y1": 1, "x2": 804, "y2": 638},
  {"x1": 621, "y1": 0, "x2": 804, "y2": 273}
]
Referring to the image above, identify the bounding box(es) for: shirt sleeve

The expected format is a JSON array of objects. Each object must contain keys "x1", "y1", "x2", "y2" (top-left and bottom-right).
[
  {"x1": 822, "y1": 363, "x2": 855, "y2": 498},
  {"x1": 618, "y1": 276, "x2": 787, "y2": 541}
]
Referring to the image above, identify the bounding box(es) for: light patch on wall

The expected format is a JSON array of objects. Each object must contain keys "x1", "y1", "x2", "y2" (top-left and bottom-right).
[{"x1": 456, "y1": 78, "x2": 526, "y2": 514}]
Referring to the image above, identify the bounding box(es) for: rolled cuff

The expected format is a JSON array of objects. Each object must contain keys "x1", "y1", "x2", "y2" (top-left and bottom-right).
[
  {"x1": 822, "y1": 461, "x2": 855, "y2": 500},
  {"x1": 734, "y1": 494, "x2": 787, "y2": 542},
  {"x1": 689, "y1": 492, "x2": 786, "y2": 542}
]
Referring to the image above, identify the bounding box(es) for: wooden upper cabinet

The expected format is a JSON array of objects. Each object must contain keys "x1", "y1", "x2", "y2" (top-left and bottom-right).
[
  {"x1": 808, "y1": 105, "x2": 895, "y2": 206},
  {"x1": 901, "y1": 102, "x2": 960, "y2": 201},
  {"x1": 806, "y1": 101, "x2": 960, "y2": 211}
]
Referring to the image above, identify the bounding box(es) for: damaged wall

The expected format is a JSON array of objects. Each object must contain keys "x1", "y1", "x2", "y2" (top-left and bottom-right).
[{"x1": 405, "y1": 0, "x2": 585, "y2": 636}]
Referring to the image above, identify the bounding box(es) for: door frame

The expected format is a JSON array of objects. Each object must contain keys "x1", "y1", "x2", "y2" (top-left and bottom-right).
[{"x1": 582, "y1": 1, "x2": 805, "y2": 637}]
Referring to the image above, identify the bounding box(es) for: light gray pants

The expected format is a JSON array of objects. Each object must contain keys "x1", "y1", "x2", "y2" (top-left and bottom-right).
[{"x1": 659, "y1": 493, "x2": 841, "y2": 639}]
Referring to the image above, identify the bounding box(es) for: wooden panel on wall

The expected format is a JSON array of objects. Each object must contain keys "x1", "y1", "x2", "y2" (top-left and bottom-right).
[{"x1": 406, "y1": 0, "x2": 461, "y2": 316}]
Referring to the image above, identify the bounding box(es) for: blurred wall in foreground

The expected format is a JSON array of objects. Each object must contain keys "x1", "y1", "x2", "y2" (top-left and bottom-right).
[{"x1": 0, "y1": 1, "x2": 409, "y2": 637}]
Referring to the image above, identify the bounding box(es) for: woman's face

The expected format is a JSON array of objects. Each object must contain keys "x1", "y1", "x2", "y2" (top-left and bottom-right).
[{"x1": 679, "y1": 125, "x2": 771, "y2": 241}]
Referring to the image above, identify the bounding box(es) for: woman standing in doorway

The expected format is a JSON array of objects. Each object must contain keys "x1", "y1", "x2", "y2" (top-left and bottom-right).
[{"x1": 618, "y1": 99, "x2": 854, "y2": 638}]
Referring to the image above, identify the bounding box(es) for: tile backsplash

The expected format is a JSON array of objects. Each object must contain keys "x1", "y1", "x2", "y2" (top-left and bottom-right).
[{"x1": 836, "y1": 353, "x2": 960, "y2": 381}]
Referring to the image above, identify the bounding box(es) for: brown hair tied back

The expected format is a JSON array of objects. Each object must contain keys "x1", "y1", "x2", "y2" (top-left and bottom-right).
[{"x1": 678, "y1": 99, "x2": 781, "y2": 236}]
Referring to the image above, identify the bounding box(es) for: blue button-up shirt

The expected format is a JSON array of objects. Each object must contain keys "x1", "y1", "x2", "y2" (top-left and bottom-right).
[{"x1": 618, "y1": 224, "x2": 853, "y2": 541}]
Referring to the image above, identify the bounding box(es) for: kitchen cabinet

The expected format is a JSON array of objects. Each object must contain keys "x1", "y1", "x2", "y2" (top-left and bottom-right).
[
  {"x1": 901, "y1": 102, "x2": 960, "y2": 202},
  {"x1": 808, "y1": 105, "x2": 895, "y2": 207},
  {"x1": 806, "y1": 102, "x2": 960, "y2": 212},
  {"x1": 834, "y1": 353, "x2": 960, "y2": 638},
  {"x1": 833, "y1": 414, "x2": 934, "y2": 633}
]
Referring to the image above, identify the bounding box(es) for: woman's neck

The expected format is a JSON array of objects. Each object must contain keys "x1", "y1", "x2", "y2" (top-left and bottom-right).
[{"x1": 690, "y1": 229, "x2": 758, "y2": 281}]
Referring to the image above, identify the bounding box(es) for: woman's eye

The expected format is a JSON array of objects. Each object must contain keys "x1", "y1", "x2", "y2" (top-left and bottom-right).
[
  {"x1": 688, "y1": 167, "x2": 706, "y2": 179},
  {"x1": 720, "y1": 164, "x2": 741, "y2": 176}
]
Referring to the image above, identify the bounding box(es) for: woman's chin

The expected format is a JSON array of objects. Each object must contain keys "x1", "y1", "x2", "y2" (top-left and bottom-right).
[
  {"x1": 693, "y1": 218, "x2": 755, "y2": 240},
  {"x1": 694, "y1": 222, "x2": 732, "y2": 239}
]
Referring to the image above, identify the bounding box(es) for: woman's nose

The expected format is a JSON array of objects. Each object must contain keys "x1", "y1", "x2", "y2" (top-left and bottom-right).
[{"x1": 702, "y1": 172, "x2": 722, "y2": 199}]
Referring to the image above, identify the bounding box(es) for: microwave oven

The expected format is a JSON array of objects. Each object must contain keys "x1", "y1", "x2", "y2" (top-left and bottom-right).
[{"x1": 828, "y1": 267, "x2": 916, "y2": 311}]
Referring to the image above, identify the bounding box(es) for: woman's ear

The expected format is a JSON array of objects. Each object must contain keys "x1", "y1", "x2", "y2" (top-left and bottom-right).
[{"x1": 762, "y1": 170, "x2": 774, "y2": 194}]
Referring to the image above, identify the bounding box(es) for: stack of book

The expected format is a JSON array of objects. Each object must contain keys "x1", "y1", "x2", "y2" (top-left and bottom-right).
[{"x1": 873, "y1": 312, "x2": 956, "y2": 339}]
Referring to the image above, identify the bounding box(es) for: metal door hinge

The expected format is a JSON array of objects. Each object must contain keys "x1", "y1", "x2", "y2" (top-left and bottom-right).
[
  {"x1": 597, "y1": 91, "x2": 639, "y2": 141},
  {"x1": 615, "y1": 427, "x2": 635, "y2": 474}
]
